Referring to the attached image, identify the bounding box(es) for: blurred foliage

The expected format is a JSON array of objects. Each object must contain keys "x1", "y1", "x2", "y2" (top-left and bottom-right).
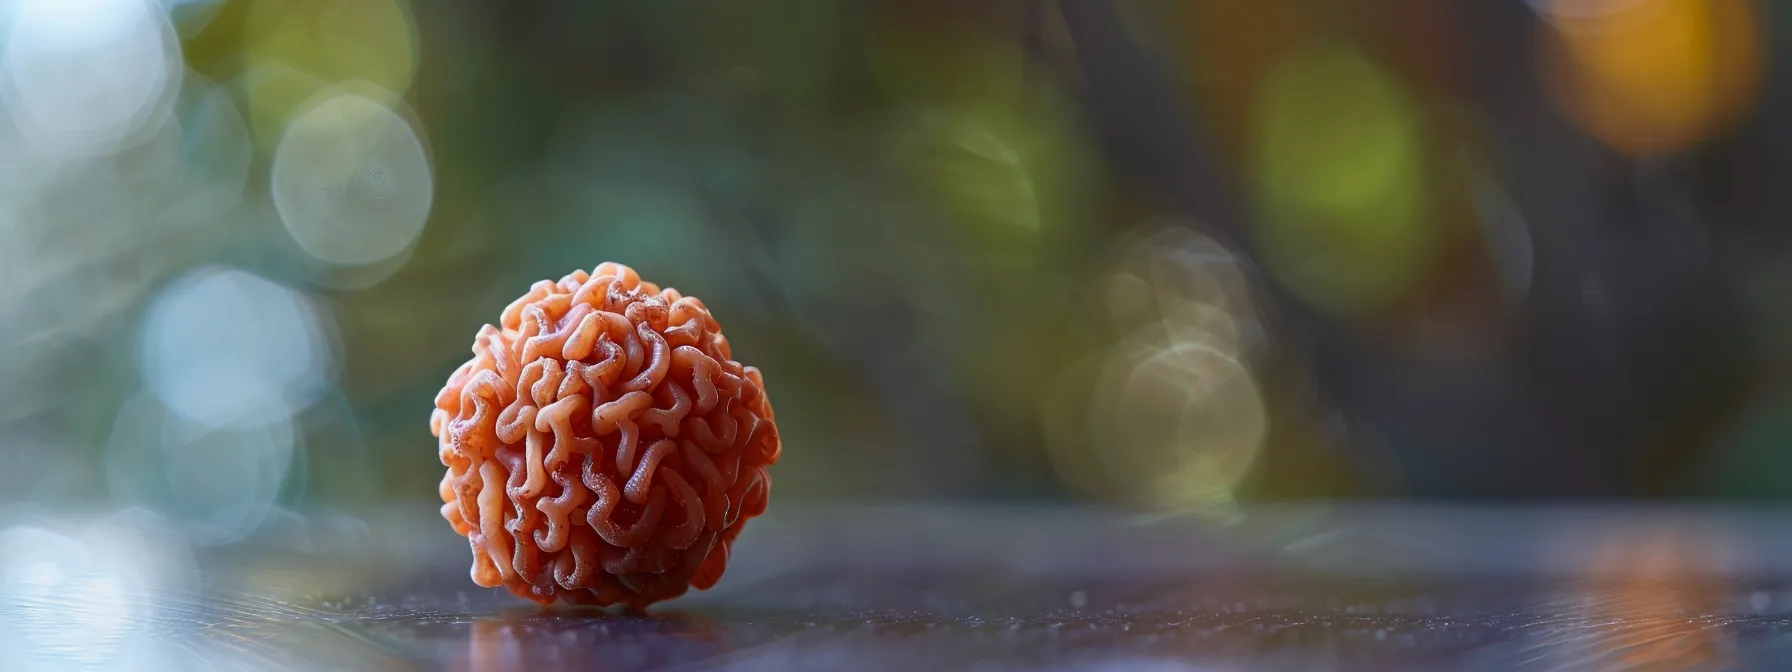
[
  {"x1": 1251, "y1": 41, "x2": 1434, "y2": 315},
  {"x1": 1, "y1": 0, "x2": 1790, "y2": 544}
]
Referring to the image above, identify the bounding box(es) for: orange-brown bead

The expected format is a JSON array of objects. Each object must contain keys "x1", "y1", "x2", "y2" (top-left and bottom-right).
[{"x1": 430, "y1": 262, "x2": 778, "y2": 610}]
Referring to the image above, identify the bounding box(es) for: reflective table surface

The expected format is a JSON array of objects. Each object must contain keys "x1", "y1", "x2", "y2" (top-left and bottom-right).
[{"x1": 12, "y1": 503, "x2": 1792, "y2": 670}]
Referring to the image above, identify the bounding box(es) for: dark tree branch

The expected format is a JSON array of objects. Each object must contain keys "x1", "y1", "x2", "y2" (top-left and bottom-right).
[{"x1": 1053, "y1": 0, "x2": 1247, "y2": 234}]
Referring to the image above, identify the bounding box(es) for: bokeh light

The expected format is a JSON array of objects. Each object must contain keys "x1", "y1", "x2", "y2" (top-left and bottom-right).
[
  {"x1": 241, "y1": 0, "x2": 419, "y2": 151},
  {"x1": 157, "y1": 70, "x2": 252, "y2": 226},
  {"x1": 1045, "y1": 223, "x2": 1269, "y2": 514},
  {"x1": 1535, "y1": 0, "x2": 1763, "y2": 156},
  {"x1": 898, "y1": 109, "x2": 1043, "y2": 237},
  {"x1": 1094, "y1": 339, "x2": 1266, "y2": 510},
  {"x1": 0, "y1": 0, "x2": 182, "y2": 158},
  {"x1": 105, "y1": 391, "x2": 299, "y2": 546},
  {"x1": 271, "y1": 89, "x2": 433, "y2": 268},
  {"x1": 886, "y1": 91, "x2": 1095, "y2": 289},
  {"x1": 158, "y1": 0, "x2": 223, "y2": 39},
  {"x1": 137, "y1": 265, "x2": 333, "y2": 430},
  {"x1": 1251, "y1": 41, "x2": 1434, "y2": 316}
]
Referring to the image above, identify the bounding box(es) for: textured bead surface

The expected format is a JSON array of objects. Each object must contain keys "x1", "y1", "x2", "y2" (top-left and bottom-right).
[{"x1": 430, "y1": 262, "x2": 779, "y2": 610}]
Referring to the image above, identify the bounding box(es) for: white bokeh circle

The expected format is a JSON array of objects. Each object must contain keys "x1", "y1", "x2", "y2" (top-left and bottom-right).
[
  {"x1": 0, "y1": 0, "x2": 183, "y2": 158},
  {"x1": 271, "y1": 89, "x2": 433, "y2": 266},
  {"x1": 138, "y1": 266, "x2": 332, "y2": 429}
]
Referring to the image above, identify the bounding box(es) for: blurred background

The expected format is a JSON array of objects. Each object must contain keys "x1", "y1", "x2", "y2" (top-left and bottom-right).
[{"x1": 4, "y1": 0, "x2": 1792, "y2": 559}]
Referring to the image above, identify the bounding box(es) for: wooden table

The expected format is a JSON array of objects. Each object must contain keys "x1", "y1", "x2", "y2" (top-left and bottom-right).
[{"x1": 13, "y1": 503, "x2": 1792, "y2": 670}]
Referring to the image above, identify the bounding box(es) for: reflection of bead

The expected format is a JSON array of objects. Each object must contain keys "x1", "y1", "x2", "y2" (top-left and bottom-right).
[{"x1": 431, "y1": 262, "x2": 779, "y2": 611}]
